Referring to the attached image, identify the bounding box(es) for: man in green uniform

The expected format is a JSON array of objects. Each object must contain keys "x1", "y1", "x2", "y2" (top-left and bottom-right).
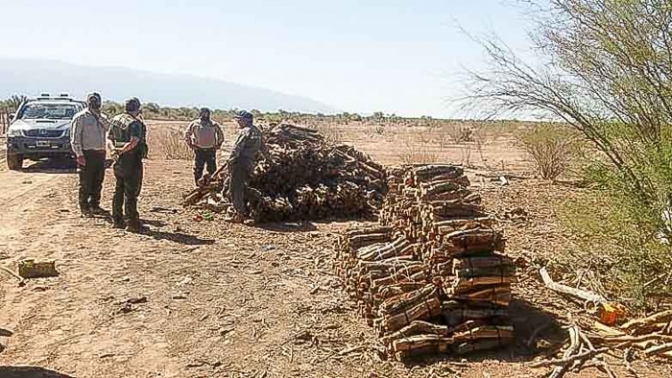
[
  {"x1": 109, "y1": 98, "x2": 148, "y2": 233},
  {"x1": 226, "y1": 110, "x2": 263, "y2": 223}
]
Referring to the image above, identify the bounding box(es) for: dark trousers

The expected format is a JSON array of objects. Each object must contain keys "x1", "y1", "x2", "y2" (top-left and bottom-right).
[
  {"x1": 229, "y1": 160, "x2": 253, "y2": 215},
  {"x1": 112, "y1": 162, "x2": 143, "y2": 222},
  {"x1": 194, "y1": 148, "x2": 217, "y2": 185},
  {"x1": 78, "y1": 150, "x2": 106, "y2": 210}
]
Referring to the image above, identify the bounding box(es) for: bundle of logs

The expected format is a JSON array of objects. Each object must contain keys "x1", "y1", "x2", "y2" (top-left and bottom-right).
[
  {"x1": 182, "y1": 124, "x2": 387, "y2": 222},
  {"x1": 335, "y1": 164, "x2": 516, "y2": 361}
]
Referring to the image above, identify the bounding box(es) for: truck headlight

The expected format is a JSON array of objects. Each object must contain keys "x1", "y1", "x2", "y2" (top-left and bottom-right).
[{"x1": 7, "y1": 128, "x2": 23, "y2": 137}]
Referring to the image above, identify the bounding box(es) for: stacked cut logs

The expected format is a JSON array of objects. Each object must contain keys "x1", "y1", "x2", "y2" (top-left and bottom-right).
[
  {"x1": 336, "y1": 164, "x2": 516, "y2": 361},
  {"x1": 183, "y1": 124, "x2": 387, "y2": 222}
]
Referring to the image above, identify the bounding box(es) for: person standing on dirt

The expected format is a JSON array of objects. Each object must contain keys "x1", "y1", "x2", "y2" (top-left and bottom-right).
[
  {"x1": 109, "y1": 98, "x2": 148, "y2": 233},
  {"x1": 226, "y1": 110, "x2": 264, "y2": 223},
  {"x1": 184, "y1": 108, "x2": 224, "y2": 186},
  {"x1": 70, "y1": 92, "x2": 111, "y2": 217}
]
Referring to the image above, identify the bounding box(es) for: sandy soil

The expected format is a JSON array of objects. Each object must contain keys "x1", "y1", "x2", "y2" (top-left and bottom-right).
[{"x1": 0, "y1": 123, "x2": 670, "y2": 378}]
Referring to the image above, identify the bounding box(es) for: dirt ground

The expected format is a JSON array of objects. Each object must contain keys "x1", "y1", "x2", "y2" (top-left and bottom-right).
[{"x1": 0, "y1": 123, "x2": 670, "y2": 378}]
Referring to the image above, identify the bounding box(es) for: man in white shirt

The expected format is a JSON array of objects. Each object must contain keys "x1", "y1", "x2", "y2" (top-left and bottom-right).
[
  {"x1": 184, "y1": 108, "x2": 224, "y2": 185},
  {"x1": 70, "y1": 92, "x2": 110, "y2": 217}
]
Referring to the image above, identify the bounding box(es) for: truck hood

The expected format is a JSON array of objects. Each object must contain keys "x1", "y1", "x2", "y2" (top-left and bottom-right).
[{"x1": 9, "y1": 119, "x2": 72, "y2": 131}]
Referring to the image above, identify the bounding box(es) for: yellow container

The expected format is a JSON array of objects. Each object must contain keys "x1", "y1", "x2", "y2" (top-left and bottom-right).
[{"x1": 18, "y1": 259, "x2": 58, "y2": 279}]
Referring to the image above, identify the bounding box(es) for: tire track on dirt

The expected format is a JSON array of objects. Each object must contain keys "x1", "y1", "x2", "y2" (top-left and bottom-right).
[
  {"x1": 0, "y1": 163, "x2": 190, "y2": 377},
  {"x1": 0, "y1": 171, "x2": 68, "y2": 209}
]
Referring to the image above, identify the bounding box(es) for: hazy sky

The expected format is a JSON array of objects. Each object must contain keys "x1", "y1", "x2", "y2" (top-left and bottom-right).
[{"x1": 0, "y1": 0, "x2": 536, "y2": 117}]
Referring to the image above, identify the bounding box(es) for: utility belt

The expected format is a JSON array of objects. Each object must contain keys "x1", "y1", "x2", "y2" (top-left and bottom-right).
[
  {"x1": 112, "y1": 142, "x2": 148, "y2": 160},
  {"x1": 83, "y1": 149, "x2": 106, "y2": 156}
]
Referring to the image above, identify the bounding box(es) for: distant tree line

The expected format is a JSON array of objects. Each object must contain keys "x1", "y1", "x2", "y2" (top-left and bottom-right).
[{"x1": 1, "y1": 95, "x2": 524, "y2": 128}]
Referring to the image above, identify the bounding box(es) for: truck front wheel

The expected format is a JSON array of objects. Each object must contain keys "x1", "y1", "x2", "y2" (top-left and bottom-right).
[{"x1": 7, "y1": 153, "x2": 23, "y2": 171}]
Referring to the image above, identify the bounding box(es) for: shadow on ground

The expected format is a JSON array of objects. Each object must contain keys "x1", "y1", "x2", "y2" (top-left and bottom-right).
[
  {"x1": 98, "y1": 214, "x2": 167, "y2": 229},
  {"x1": 147, "y1": 229, "x2": 216, "y2": 245},
  {"x1": 0, "y1": 367, "x2": 73, "y2": 378},
  {"x1": 508, "y1": 298, "x2": 566, "y2": 357},
  {"x1": 20, "y1": 158, "x2": 115, "y2": 174},
  {"x1": 141, "y1": 219, "x2": 167, "y2": 228},
  {"x1": 21, "y1": 159, "x2": 77, "y2": 174},
  {"x1": 257, "y1": 221, "x2": 318, "y2": 233}
]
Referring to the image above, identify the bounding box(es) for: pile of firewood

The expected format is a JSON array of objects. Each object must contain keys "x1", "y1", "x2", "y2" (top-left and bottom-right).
[
  {"x1": 336, "y1": 164, "x2": 516, "y2": 361},
  {"x1": 182, "y1": 124, "x2": 387, "y2": 222}
]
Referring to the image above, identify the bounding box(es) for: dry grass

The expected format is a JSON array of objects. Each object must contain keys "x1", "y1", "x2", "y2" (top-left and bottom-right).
[
  {"x1": 459, "y1": 145, "x2": 473, "y2": 167},
  {"x1": 434, "y1": 126, "x2": 452, "y2": 148},
  {"x1": 315, "y1": 123, "x2": 344, "y2": 145},
  {"x1": 446, "y1": 123, "x2": 475, "y2": 143},
  {"x1": 364, "y1": 124, "x2": 386, "y2": 138},
  {"x1": 414, "y1": 126, "x2": 437, "y2": 144},
  {"x1": 397, "y1": 141, "x2": 439, "y2": 165},
  {"x1": 149, "y1": 127, "x2": 194, "y2": 160}
]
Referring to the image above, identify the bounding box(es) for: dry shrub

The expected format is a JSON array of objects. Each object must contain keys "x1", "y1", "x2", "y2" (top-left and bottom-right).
[
  {"x1": 472, "y1": 123, "x2": 506, "y2": 146},
  {"x1": 446, "y1": 124, "x2": 474, "y2": 144},
  {"x1": 397, "y1": 142, "x2": 439, "y2": 165},
  {"x1": 459, "y1": 145, "x2": 473, "y2": 167},
  {"x1": 472, "y1": 123, "x2": 503, "y2": 168},
  {"x1": 416, "y1": 124, "x2": 439, "y2": 144},
  {"x1": 151, "y1": 127, "x2": 194, "y2": 160},
  {"x1": 364, "y1": 124, "x2": 386, "y2": 139},
  {"x1": 516, "y1": 124, "x2": 581, "y2": 180},
  {"x1": 434, "y1": 126, "x2": 452, "y2": 148}
]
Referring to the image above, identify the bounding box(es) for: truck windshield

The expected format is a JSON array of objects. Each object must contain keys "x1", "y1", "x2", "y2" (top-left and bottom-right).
[{"x1": 19, "y1": 103, "x2": 81, "y2": 120}]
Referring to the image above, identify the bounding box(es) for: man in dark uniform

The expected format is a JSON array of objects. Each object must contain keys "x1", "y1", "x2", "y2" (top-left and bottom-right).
[
  {"x1": 184, "y1": 107, "x2": 224, "y2": 185},
  {"x1": 109, "y1": 98, "x2": 148, "y2": 233},
  {"x1": 226, "y1": 110, "x2": 264, "y2": 223}
]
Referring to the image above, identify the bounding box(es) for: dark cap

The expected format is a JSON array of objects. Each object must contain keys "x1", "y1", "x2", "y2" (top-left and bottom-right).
[
  {"x1": 234, "y1": 110, "x2": 253, "y2": 123},
  {"x1": 87, "y1": 92, "x2": 101, "y2": 103},
  {"x1": 200, "y1": 107, "x2": 211, "y2": 115},
  {"x1": 125, "y1": 97, "x2": 142, "y2": 112}
]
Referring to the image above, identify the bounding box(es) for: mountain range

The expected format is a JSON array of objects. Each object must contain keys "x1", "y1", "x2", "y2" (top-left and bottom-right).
[{"x1": 0, "y1": 58, "x2": 337, "y2": 114}]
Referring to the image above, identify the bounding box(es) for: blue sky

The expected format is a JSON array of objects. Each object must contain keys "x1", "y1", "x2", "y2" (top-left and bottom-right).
[{"x1": 0, "y1": 0, "x2": 536, "y2": 117}]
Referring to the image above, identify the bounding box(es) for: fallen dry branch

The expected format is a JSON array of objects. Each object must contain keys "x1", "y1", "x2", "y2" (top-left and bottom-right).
[
  {"x1": 622, "y1": 310, "x2": 672, "y2": 335},
  {"x1": 531, "y1": 325, "x2": 615, "y2": 378},
  {"x1": 531, "y1": 347, "x2": 610, "y2": 368},
  {"x1": 539, "y1": 267, "x2": 605, "y2": 303},
  {"x1": 534, "y1": 314, "x2": 672, "y2": 378},
  {"x1": 601, "y1": 333, "x2": 672, "y2": 344},
  {"x1": 644, "y1": 342, "x2": 672, "y2": 356}
]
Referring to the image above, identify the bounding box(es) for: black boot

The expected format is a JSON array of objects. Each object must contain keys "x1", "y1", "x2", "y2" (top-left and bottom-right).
[
  {"x1": 80, "y1": 206, "x2": 93, "y2": 218},
  {"x1": 125, "y1": 218, "x2": 147, "y2": 234},
  {"x1": 90, "y1": 205, "x2": 109, "y2": 216},
  {"x1": 112, "y1": 217, "x2": 125, "y2": 229}
]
